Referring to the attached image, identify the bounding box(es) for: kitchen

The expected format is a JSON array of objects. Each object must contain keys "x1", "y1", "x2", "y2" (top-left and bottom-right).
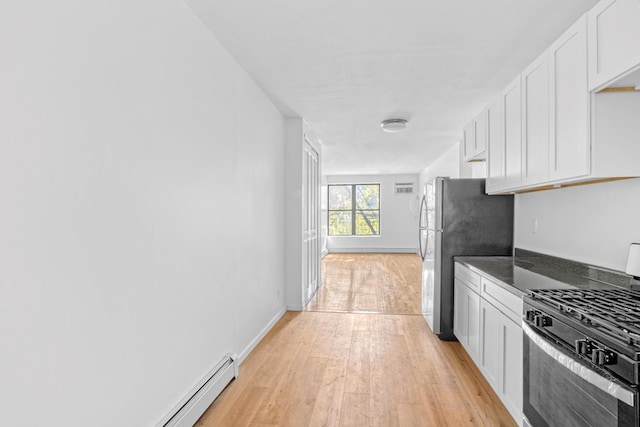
[{"x1": 3, "y1": 0, "x2": 640, "y2": 426}]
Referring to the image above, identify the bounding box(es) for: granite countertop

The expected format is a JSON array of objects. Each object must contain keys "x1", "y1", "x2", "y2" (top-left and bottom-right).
[{"x1": 455, "y1": 249, "x2": 633, "y2": 297}]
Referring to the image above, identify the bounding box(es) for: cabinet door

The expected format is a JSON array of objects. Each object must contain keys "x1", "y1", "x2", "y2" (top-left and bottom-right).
[
  {"x1": 521, "y1": 52, "x2": 549, "y2": 186},
  {"x1": 486, "y1": 96, "x2": 506, "y2": 193},
  {"x1": 588, "y1": 0, "x2": 640, "y2": 90},
  {"x1": 473, "y1": 111, "x2": 487, "y2": 160},
  {"x1": 500, "y1": 316, "x2": 523, "y2": 422},
  {"x1": 503, "y1": 76, "x2": 522, "y2": 188},
  {"x1": 467, "y1": 288, "x2": 481, "y2": 361},
  {"x1": 463, "y1": 122, "x2": 475, "y2": 161},
  {"x1": 453, "y1": 280, "x2": 467, "y2": 346},
  {"x1": 549, "y1": 15, "x2": 590, "y2": 181},
  {"x1": 480, "y1": 299, "x2": 501, "y2": 387}
]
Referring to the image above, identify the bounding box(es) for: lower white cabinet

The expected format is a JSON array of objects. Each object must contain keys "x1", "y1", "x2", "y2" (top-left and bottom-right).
[
  {"x1": 455, "y1": 263, "x2": 523, "y2": 426},
  {"x1": 480, "y1": 298, "x2": 523, "y2": 425},
  {"x1": 501, "y1": 314, "x2": 523, "y2": 421},
  {"x1": 480, "y1": 299, "x2": 501, "y2": 386},
  {"x1": 454, "y1": 278, "x2": 481, "y2": 362}
]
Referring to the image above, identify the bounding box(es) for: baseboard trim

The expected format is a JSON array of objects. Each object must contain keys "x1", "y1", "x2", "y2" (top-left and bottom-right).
[
  {"x1": 328, "y1": 248, "x2": 418, "y2": 254},
  {"x1": 287, "y1": 304, "x2": 304, "y2": 311},
  {"x1": 237, "y1": 306, "x2": 287, "y2": 364},
  {"x1": 321, "y1": 249, "x2": 329, "y2": 258}
]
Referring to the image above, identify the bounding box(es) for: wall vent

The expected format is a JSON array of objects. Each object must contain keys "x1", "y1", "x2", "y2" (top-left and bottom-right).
[
  {"x1": 158, "y1": 353, "x2": 238, "y2": 427},
  {"x1": 394, "y1": 182, "x2": 414, "y2": 195}
]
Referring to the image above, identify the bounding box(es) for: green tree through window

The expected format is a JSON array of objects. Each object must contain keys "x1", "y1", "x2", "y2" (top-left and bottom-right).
[{"x1": 328, "y1": 184, "x2": 380, "y2": 236}]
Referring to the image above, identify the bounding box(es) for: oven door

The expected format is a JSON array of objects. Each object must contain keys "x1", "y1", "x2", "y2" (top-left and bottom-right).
[{"x1": 523, "y1": 323, "x2": 639, "y2": 427}]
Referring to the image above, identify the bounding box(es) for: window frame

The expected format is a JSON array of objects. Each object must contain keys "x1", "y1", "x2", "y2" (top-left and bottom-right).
[{"x1": 327, "y1": 183, "x2": 380, "y2": 236}]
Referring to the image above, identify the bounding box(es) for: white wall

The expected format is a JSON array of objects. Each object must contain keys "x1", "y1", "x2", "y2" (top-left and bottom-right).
[
  {"x1": 326, "y1": 174, "x2": 419, "y2": 252},
  {"x1": 515, "y1": 178, "x2": 640, "y2": 271},
  {"x1": 419, "y1": 144, "x2": 461, "y2": 186},
  {"x1": 0, "y1": 1, "x2": 287, "y2": 426}
]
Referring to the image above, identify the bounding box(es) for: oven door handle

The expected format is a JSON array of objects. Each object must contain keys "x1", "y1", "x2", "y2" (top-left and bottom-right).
[{"x1": 523, "y1": 322, "x2": 635, "y2": 407}]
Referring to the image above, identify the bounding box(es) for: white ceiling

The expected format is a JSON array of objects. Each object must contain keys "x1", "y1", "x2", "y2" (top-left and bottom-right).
[{"x1": 185, "y1": 0, "x2": 599, "y2": 175}]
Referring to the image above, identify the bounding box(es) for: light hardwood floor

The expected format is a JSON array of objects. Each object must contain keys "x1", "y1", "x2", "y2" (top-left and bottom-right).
[
  {"x1": 307, "y1": 253, "x2": 421, "y2": 314},
  {"x1": 196, "y1": 254, "x2": 516, "y2": 427}
]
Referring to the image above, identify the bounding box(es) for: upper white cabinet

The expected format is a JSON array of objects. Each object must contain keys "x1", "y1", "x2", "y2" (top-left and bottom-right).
[
  {"x1": 463, "y1": 111, "x2": 487, "y2": 162},
  {"x1": 549, "y1": 15, "x2": 590, "y2": 181},
  {"x1": 484, "y1": 11, "x2": 640, "y2": 195},
  {"x1": 462, "y1": 122, "x2": 474, "y2": 161},
  {"x1": 588, "y1": 0, "x2": 640, "y2": 91},
  {"x1": 486, "y1": 96, "x2": 506, "y2": 193},
  {"x1": 521, "y1": 51, "x2": 550, "y2": 186},
  {"x1": 503, "y1": 76, "x2": 522, "y2": 189},
  {"x1": 487, "y1": 75, "x2": 522, "y2": 193},
  {"x1": 473, "y1": 111, "x2": 487, "y2": 160}
]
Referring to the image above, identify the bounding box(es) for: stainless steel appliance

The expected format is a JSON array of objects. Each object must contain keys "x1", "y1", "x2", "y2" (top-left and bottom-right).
[
  {"x1": 523, "y1": 288, "x2": 640, "y2": 426},
  {"x1": 418, "y1": 177, "x2": 513, "y2": 340}
]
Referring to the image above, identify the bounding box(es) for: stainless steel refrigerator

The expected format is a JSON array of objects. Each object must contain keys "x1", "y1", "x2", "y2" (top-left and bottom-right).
[{"x1": 418, "y1": 177, "x2": 513, "y2": 341}]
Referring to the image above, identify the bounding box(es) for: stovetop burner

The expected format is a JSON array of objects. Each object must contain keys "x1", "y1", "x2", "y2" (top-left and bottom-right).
[{"x1": 529, "y1": 288, "x2": 640, "y2": 348}]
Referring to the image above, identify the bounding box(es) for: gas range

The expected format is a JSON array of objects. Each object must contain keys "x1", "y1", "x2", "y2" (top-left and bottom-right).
[
  {"x1": 519, "y1": 247, "x2": 640, "y2": 426},
  {"x1": 524, "y1": 288, "x2": 640, "y2": 386}
]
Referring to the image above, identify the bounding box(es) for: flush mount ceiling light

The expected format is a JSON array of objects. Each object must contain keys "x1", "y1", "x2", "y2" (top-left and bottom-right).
[{"x1": 381, "y1": 118, "x2": 408, "y2": 133}]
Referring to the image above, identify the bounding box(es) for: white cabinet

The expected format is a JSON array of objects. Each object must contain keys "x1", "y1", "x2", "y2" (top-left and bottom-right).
[
  {"x1": 454, "y1": 277, "x2": 481, "y2": 363},
  {"x1": 486, "y1": 96, "x2": 506, "y2": 193},
  {"x1": 521, "y1": 51, "x2": 550, "y2": 186},
  {"x1": 549, "y1": 15, "x2": 590, "y2": 181},
  {"x1": 503, "y1": 76, "x2": 522, "y2": 189},
  {"x1": 480, "y1": 298, "x2": 501, "y2": 386},
  {"x1": 501, "y1": 315, "x2": 523, "y2": 421},
  {"x1": 462, "y1": 122, "x2": 474, "y2": 161},
  {"x1": 463, "y1": 111, "x2": 487, "y2": 162},
  {"x1": 485, "y1": 12, "x2": 640, "y2": 195},
  {"x1": 588, "y1": 0, "x2": 640, "y2": 90},
  {"x1": 473, "y1": 111, "x2": 487, "y2": 161},
  {"x1": 467, "y1": 288, "x2": 481, "y2": 359},
  {"x1": 480, "y1": 298, "x2": 523, "y2": 424},
  {"x1": 455, "y1": 263, "x2": 523, "y2": 426}
]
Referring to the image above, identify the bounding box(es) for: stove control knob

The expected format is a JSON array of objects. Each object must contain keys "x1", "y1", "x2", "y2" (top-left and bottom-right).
[
  {"x1": 525, "y1": 310, "x2": 537, "y2": 322},
  {"x1": 534, "y1": 314, "x2": 552, "y2": 328},
  {"x1": 575, "y1": 339, "x2": 593, "y2": 356},
  {"x1": 592, "y1": 348, "x2": 617, "y2": 366}
]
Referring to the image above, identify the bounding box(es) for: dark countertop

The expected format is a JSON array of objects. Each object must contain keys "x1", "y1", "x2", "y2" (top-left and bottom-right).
[{"x1": 455, "y1": 249, "x2": 633, "y2": 297}]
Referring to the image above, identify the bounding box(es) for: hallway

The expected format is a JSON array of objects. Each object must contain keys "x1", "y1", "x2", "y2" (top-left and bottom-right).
[{"x1": 196, "y1": 254, "x2": 515, "y2": 426}]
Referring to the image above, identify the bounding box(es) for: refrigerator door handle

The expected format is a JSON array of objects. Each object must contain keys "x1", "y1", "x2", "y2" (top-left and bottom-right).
[
  {"x1": 435, "y1": 177, "x2": 445, "y2": 232},
  {"x1": 419, "y1": 229, "x2": 426, "y2": 261},
  {"x1": 418, "y1": 195, "x2": 428, "y2": 229}
]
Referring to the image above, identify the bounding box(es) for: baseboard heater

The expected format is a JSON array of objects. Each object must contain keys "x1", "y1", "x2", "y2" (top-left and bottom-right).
[{"x1": 158, "y1": 353, "x2": 238, "y2": 427}]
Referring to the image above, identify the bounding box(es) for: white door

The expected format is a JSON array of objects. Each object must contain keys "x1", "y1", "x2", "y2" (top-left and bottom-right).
[
  {"x1": 302, "y1": 140, "x2": 320, "y2": 304},
  {"x1": 421, "y1": 182, "x2": 436, "y2": 329}
]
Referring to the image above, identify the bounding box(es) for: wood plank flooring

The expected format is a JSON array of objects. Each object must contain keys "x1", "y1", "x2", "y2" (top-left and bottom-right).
[
  {"x1": 196, "y1": 254, "x2": 516, "y2": 427},
  {"x1": 307, "y1": 253, "x2": 422, "y2": 314}
]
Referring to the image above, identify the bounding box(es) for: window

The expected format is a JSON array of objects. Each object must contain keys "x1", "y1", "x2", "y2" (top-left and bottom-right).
[{"x1": 328, "y1": 184, "x2": 380, "y2": 236}]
